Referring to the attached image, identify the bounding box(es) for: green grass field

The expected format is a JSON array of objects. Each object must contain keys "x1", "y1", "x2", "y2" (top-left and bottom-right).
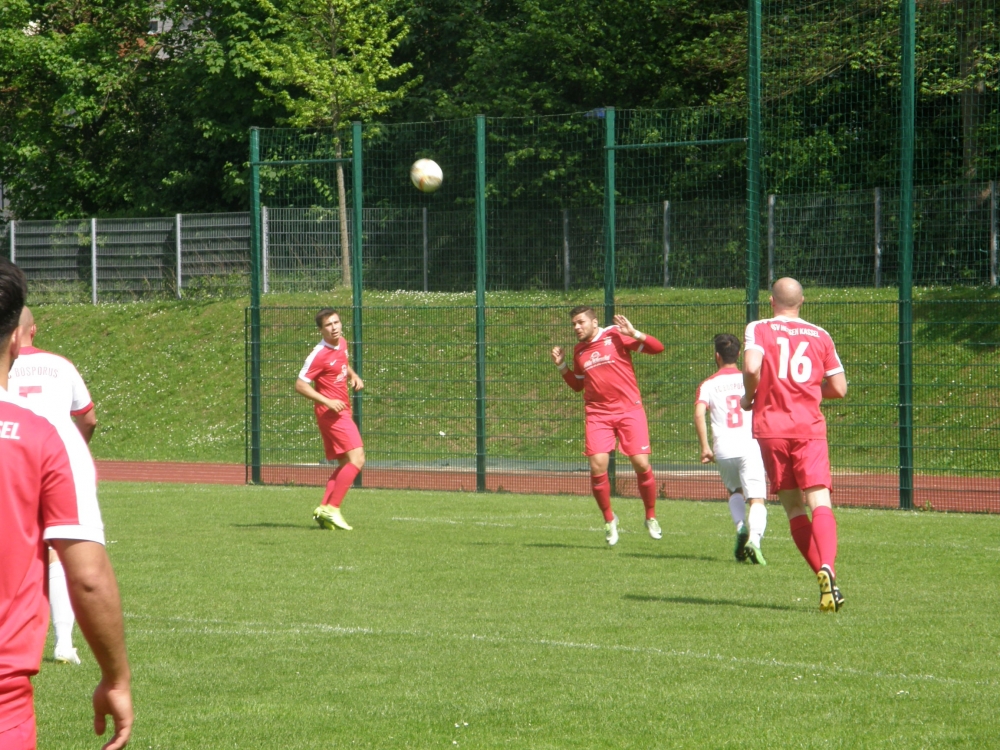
[{"x1": 33, "y1": 484, "x2": 1000, "y2": 748}]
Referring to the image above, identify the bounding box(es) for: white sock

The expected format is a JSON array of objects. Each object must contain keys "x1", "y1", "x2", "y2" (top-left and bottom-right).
[
  {"x1": 728, "y1": 493, "x2": 746, "y2": 528},
  {"x1": 748, "y1": 502, "x2": 768, "y2": 546},
  {"x1": 49, "y1": 560, "x2": 75, "y2": 648}
]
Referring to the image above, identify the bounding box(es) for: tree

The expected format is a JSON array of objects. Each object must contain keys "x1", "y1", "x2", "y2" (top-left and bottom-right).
[{"x1": 249, "y1": 0, "x2": 416, "y2": 285}]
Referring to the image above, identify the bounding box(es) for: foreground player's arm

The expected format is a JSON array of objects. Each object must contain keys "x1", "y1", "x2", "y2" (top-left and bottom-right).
[
  {"x1": 346, "y1": 365, "x2": 364, "y2": 392},
  {"x1": 551, "y1": 347, "x2": 584, "y2": 391},
  {"x1": 693, "y1": 402, "x2": 714, "y2": 463},
  {"x1": 74, "y1": 407, "x2": 97, "y2": 444},
  {"x1": 822, "y1": 372, "x2": 848, "y2": 400},
  {"x1": 740, "y1": 348, "x2": 763, "y2": 411},
  {"x1": 612, "y1": 315, "x2": 664, "y2": 354},
  {"x1": 51, "y1": 539, "x2": 133, "y2": 750},
  {"x1": 295, "y1": 378, "x2": 347, "y2": 413}
]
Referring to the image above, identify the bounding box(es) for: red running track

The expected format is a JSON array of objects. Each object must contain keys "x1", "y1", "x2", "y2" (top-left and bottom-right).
[{"x1": 95, "y1": 461, "x2": 1000, "y2": 514}]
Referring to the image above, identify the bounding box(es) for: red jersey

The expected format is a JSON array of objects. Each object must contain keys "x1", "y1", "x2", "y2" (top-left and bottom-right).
[
  {"x1": 298, "y1": 338, "x2": 351, "y2": 418},
  {"x1": 744, "y1": 316, "x2": 845, "y2": 439},
  {"x1": 562, "y1": 326, "x2": 664, "y2": 415},
  {"x1": 0, "y1": 386, "x2": 105, "y2": 733}
]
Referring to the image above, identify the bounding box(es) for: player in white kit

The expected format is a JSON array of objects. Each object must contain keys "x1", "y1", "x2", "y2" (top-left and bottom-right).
[
  {"x1": 8, "y1": 307, "x2": 97, "y2": 665},
  {"x1": 694, "y1": 333, "x2": 769, "y2": 564}
]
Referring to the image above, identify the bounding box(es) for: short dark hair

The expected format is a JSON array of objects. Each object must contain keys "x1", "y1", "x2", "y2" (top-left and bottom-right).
[
  {"x1": 714, "y1": 333, "x2": 741, "y2": 364},
  {"x1": 315, "y1": 308, "x2": 340, "y2": 328},
  {"x1": 569, "y1": 305, "x2": 596, "y2": 320},
  {"x1": 0, "y1": 258, "x2": 27, "y2": 342}
]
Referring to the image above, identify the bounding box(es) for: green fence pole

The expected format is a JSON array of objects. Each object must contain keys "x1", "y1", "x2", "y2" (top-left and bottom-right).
[
  {"x1": 898, "y1": 0, "x2": 915, "y2": 510},
  {"x1": 746, "y1": 0, "x2": 762, "y2": 324},
  {"x1": 248, "y1": 127, "x2": 263, "y2": 484},
  {"x1": 351, "y1": 121, "x2": 364, "y2": 488},
  {"x1": 475, "y1": 115, "x2": 488, "y2": 492},
  {"x1": 603, "y1": 106, "x2": 617, "y2": 494}
]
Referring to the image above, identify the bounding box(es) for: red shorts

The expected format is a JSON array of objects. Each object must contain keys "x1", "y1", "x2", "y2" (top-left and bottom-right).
[
  {"x1": 0, "y1": 715, "x2": 35, "y2": 750},
  {"x1": 316, "y1": 409, "x2": 363, "y2": 460},
  {"x1": 584, "y1": 408, "x2": 651, "y2": 457},
  {"x1": 756, "y1": 437, "x2": 832, "y2": 493}
]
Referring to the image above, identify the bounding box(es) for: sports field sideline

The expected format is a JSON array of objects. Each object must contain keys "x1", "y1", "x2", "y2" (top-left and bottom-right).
[{"x1": 33, "y1": 483, "x2": 999, "y2": 748}]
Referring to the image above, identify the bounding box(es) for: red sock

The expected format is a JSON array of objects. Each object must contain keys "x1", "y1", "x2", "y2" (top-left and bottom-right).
[
  {"x1": 789, "y1": 514, "x2": 821, "y2": 573},
  {"x1": 636, "y1": 469, "x2": 657, "y2": 520},
  {"x1": 810, "y1": 505, "x2": 838, "y2": 576},
  {"x1": 591, "y1": 473, "x2": 614, "y2": 522},
  {"x1": 322, "y1": 463, "x2": 360, "y2": 508}
]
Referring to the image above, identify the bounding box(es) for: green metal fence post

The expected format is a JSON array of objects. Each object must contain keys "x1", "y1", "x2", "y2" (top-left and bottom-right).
[
  {"x1": 898, "y1": 0, "x2": 916, "y2": 510},
  {"x1": 746, "y1": 0, "x2": 762, "y2": 324},
  {"x1": 475, "y1": 115, "x2": 488, "y2": 492},
  {"x1": 249, "y1": 128, "x2": 263, "y2": 484},
  {"x1": 351, "y1": 121, "x2": 364, "y2": 488},
  {"x1": 603, "y1": 106, "x2": 617, "y2": 494}
]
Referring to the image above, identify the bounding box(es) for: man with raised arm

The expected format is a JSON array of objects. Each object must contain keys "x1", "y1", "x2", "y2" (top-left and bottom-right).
[
  {"x1": 551, "y1": 306, "x2": 665, "y2": 546},
  {"x1": 296, "y1": 308, "x2": 365, "y2": 532},
  {"x1": 741, "y1": 277, "x2": 848, "y2": 611},
  {"x1": 9, "y1": 306, "x2": 98, "y2": 665},
  {"x1": 694, "y1": 333, "x2": 769, "y2": 564},
  {"x1": 0, "y1": 258, "x2": 132, "y2": 749}
]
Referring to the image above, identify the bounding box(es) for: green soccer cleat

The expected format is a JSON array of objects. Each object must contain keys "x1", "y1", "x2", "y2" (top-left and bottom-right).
[
  {"x1": 745, "y1": 540, "x2": 767, "y2": 566},
  {"x1": 817, "y1": 565, "x2": 838, "y2": 612},
  {"x1": 328, "y1": 506, "x2": 353, "y2": 531},
  {"x1": 313, "y1": 505, "x2": 334, "y2": 530},
  {"x1": 734, "y1": 524, "x2": 750, "y2": 562},
  {"x1": 605, "y1": 514, "x2": 619, "y2": 546},
  {"x1": 645, "y1": 518, "x2": 662, "y2": 540}
]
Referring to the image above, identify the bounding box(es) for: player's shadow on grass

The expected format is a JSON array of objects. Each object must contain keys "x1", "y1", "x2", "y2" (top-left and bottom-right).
[
  {"x1": 621, "y1": 551, "x2": 719, "y2": 563},
  {"x1": 623, "y1": 594, "x2": 795, "y2": 612},
  {"x1": 230, "y1": 523, "x2": 313, "y2": 530},
  {"x1": 523, "y1": 542, "x2": 608, "y2": 551}
]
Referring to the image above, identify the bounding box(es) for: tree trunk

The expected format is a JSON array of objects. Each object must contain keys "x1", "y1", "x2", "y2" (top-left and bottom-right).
[{"x1": 336, "y1": 140, "x2": 351, "y2": 287}]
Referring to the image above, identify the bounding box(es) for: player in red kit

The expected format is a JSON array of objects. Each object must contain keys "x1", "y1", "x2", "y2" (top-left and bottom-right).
[
  {"x1": 741, "y1": 278, "x2": 848, "y2": 612},
  {"x1": 0, "y1": 257, "x2": 132, "y2": 749},
  {"x1": 551, "y1": 306, "x2": 665, "y2": 545},
  {"x1": 296, "y1": 309, "x2": 365, "y2": 531}
]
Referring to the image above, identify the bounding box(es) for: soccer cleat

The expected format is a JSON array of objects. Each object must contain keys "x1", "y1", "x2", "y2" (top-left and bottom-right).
[
  {"x1": 817, "y1": 565, "x2": 838, "y2": 612},
  {"x1": 313, "y1": 505, "x2": 334, "y2": 530},
  {"x1": 745, "y1": 540, "x2": 767, "y2": 566},
  {"x1": 645, "y1": 518, "x2": 662, "y2": 540},
  {"x1": 53, "y1": 645, "x2": 81, "y2": 665},
  {"x1": 604, "y1": 514, "x2": 619, "y2": 546},
  {"x1": 734, "y1": 524, "x2": 750, "y2": 562},
  {"x1": 328, "y1": 506, "x2": 353, "y2": 531},
  {"x1": 832, "y1": 583, "x2": 845, "y2": 611}
]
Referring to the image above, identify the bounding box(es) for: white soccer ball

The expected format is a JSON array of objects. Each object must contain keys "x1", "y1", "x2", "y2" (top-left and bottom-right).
[{"x1": 410, "y1": 159, "x2": 443, "y2": 193}]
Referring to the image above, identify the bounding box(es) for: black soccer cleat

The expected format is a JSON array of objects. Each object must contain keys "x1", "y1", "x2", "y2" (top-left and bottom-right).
[{"x1": 734, "y1": 524, "x2": 750, "y2": 562}]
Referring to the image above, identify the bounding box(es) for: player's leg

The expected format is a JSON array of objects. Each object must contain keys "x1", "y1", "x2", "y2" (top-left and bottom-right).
[
  {"x1": 716, "y1": 458, "x2": 748, "y2": 560},
  {"x1": 793, "y1": 439, "x2": 842, "y2": 611},
  {"x1": 315, "y1": 414, "x2": 363, "y2": 530},
  {"x1": 619, "y1": 409, "x2": 659, "y2": 538},
  {"x1": 740, "y1": 453, "x2": 769, "y2": 565},
  {"x1": 588, "y1": 452, "x2": 618, "y2": 545},
  {"x1": 761, "y1": 438, "x2": 821, "y2": 572},
  {"x1": 48, "y1": 547, "x2": 80, "y2": 664}
]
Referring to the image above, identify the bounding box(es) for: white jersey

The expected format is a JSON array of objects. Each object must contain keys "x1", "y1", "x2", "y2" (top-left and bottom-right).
[
  {"x1": 8, "y1": 345, "x2": 94, "y2": 422},
  {"x1": 695, "y1": 366, "x2": 759, "y2": 461}
]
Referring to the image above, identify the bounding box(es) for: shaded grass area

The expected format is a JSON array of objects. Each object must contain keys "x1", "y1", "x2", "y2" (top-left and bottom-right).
[
  {"x1": 34, "y1": 485, "x2": 1000, "y2": 748},
  {"x1": 30, "y1": 287, "x2": 999, "y2": 474}
]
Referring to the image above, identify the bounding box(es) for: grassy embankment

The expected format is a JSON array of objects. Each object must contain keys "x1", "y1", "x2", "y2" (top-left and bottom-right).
[{"x1": 30, "y1": 287, "x2": 999, "y2": 474}]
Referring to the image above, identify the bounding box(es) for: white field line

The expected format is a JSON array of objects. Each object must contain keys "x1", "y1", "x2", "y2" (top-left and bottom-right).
[{"x1": 123, "y1": 612, "x2": 989, "y2": 687}]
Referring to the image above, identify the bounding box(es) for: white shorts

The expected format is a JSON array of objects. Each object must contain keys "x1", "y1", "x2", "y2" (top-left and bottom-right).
[{"x1": 716, "y1": 449, "x2": 767, "y2": 500}]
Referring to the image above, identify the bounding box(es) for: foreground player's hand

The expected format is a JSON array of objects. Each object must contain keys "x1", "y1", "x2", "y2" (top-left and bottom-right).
[
  {"x1": 93, "y1": 678, "x2": 133, "y2": 750},
  {"x1": 351, "y1": 376, "x2": 364, "y2": 392},
  {"x1": 612, "y1": 314, "x2": 638, "y2": 338},
  {"x1": 327, "y1": 399, "x2": 347, "y2": 413},
  {"x1": 700, "y1": 447, "x2": 715, "y2": 464},
  {"x1": 740, "y1": 394, "x2": 753, "y2": 411},
  {"x1": 550, "y1": 347, "x2": 565, "y2": 367}
]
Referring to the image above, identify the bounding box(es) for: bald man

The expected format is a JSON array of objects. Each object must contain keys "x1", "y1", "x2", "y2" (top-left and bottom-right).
[
  {"x1": 740, "y1": 278, "x2": 848, "y2": 612},
  {"x1": 8, "y1": 307, "x2": 98, "y2": 663}
]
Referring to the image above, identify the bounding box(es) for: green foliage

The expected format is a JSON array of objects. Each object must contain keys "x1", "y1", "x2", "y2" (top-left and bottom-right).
[{"x1": 34, "y1": 484, "x2": 1000, "y2": 747}]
